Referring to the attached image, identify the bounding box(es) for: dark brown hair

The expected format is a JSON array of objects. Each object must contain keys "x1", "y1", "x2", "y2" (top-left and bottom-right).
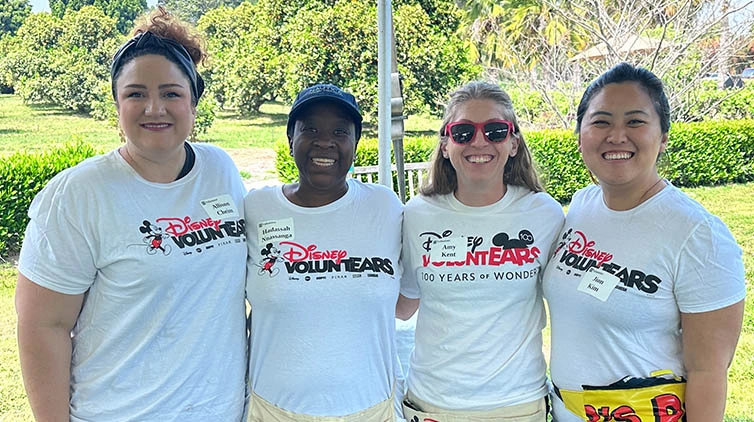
[
  {"x1": 111, "y1": 7, "x2": 207, "y2": 106},
  {"x1": 131, "y1": 6, "x2": 206, "y2": 66}
]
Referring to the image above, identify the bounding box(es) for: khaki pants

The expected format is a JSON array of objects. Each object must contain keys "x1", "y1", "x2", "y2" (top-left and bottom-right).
[
  {"x1": 247, "y1": 391, "x2": 395, "y2": 422},
  {"x1": 401, "y1": 390, "x2": 547, "y2": 422}
]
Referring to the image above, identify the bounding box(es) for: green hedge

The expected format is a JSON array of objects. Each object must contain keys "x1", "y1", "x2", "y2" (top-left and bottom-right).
[
  {"x1": 275, "y1": 119, "x2": 754, "y2": 203},
  {"x1": 661, "y1": 120, "x2": 754, "y2": 186},
  {"x1": 0, "y1": 142, "x2": 99, "y2": 255},
  {"x1": 525, "y1": 130, "x2": 591, "y2": 204}
]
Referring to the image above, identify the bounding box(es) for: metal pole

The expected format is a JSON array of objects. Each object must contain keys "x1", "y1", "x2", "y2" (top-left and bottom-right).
[
  {"x1": 377, "y1": 0, "x2": 392, "y2": 187},
  {"x1": 390, "y1": 27, "x2": 406, "y2": 202}
]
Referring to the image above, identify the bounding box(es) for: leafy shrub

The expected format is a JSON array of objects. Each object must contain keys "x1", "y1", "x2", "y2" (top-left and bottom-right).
[
  {"x1": 676, "y1": 82, "x2": 754, "y2": 122},
  {"x1": 504, "y1": 82, "x2": 580, "y2": 130},
  {"x1": 201, "y1": 0, "x2": 478, "y2": 118},
  {"x1": 191, "y1": 96, "x2": 218, "y2": 141},
  {"x1": 199, "y1": 1, "x2": 284, "y2": 115},
  {"x1": 274, "y1": 120, "x2": 754, "y2": 203},
  {"x1": 89, "y1": 80, "x2": 118, "y2": 123},
  {"x1": 0, "y1": 142, "x2": 99, "y2": 255},
  {"x1": 274, "y1": 140, "x2": 297, "y2": 184},
  {"x1": 661, "y1": 120, "x2": 754, "y2": 186},
  {"x1": 5, "y1": 8, "x2": 116, "y2": 114},
  {"x1": 525, "y1": 129, "x2": 591, "y2": 203},
  {"x1": 526, "y1": 121, "x2": 754, "y2": 202}
]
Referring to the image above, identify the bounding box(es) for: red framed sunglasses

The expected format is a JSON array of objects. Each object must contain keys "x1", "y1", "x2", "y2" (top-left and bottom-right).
[{"x1": 445, "y1": 119, "x2": 515, "y2": 144}]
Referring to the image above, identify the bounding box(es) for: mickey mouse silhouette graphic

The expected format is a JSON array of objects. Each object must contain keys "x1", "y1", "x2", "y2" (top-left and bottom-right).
[
  {"x1": 257, "y1": 243, "x2": 282, "y2": 276},
  {"x1": 140, "y1": 220, "x2": 172, "y2": 256},
  {"x1": 410, "y1": 416, "x2": 438, "y2": 422},
  {"x1": 554, "y1": 227, "x2": 574, "y2": 255},
  {"x1": 492, "y1": 229, "x2": 534, "y2": 249}
]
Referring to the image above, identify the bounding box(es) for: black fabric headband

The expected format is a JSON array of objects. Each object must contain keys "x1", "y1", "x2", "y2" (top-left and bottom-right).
[{"x1": 110, "y1": 31, "x2": 204, "y2": 104}]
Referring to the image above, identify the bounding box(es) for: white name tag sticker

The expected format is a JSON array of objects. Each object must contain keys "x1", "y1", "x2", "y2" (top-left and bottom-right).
[
  {"x1": 429, "y1": 237, "x2": 467, "y2": 262},
  {"x1": 577, "y1": 267, "x2": 620, "y2": 302},
  {"x1": 200, "y1": 194, "x2": 239, "y2": 219},
  {"x1": 258, "y1": 218, "x2": 294, "y2": 245}
]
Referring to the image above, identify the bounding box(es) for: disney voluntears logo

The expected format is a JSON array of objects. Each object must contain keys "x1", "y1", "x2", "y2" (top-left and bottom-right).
[
  {"x1": 255, "y1": 240, "x2": 395, "y2": 279},
  {"x1": 419, "y1": 229, "x2": 540, "y2": 267},
  {"x1": 416, "y1": 229, "x2": 541, "y2": 284},
  {"x1": 553, "y1": 228, "x2": 663, "y2": 294},
  {"x1": 134, "y1": 217, "x2": 245, "y2": 256}
]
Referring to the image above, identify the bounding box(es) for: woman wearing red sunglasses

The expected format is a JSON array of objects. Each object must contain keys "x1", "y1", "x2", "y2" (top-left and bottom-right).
[{"x1": 396, "y1": 81, "x2": 564, "y2": 421}]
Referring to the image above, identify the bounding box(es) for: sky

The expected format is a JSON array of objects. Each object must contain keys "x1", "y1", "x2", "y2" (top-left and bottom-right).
[{"x1": 30, "y1": 0, "x2": 158, "y2": 12}]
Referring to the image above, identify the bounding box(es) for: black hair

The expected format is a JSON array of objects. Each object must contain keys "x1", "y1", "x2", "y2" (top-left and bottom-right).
[{"x1": 576, "y1": 62, "x2": 670, "y2": 134}]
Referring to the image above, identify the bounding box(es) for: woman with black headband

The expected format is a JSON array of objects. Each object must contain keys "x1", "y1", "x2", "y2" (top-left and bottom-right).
[
  {"x1": 396, "y1": 81, "x2": 563, "y2": 421},
  {"x1": 15, "y1": 7, "x2": 248, "y2": 421}
]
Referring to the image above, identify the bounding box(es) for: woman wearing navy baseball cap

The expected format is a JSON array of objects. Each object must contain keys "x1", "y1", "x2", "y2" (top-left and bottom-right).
[{"x1": 244, "y1": 84, "x2": 403, "y2": 421}]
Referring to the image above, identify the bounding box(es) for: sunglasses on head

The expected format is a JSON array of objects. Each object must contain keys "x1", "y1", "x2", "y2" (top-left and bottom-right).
[{"x1": 445, "y1": 119, "x2": 515, "y2": 144}]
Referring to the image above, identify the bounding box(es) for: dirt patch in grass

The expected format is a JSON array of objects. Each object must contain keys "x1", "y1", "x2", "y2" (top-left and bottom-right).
[{"x1": 225, "y1": 147, "x2": 279, "y2": 184}]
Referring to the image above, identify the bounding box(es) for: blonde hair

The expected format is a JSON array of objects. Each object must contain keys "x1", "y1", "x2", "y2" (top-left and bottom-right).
[{"x1": 421, "y1": 81, "x2": 543, "y2": 196}]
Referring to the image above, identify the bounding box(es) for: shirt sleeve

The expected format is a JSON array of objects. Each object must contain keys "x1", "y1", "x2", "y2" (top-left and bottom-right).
[
  {"x1": 399, "y1": 213, "x2": 421, "y2": 299},
  {"x1": 535, "y1": 194, "x2": 566, "y2": 280},
  {"x1": 18, "y1": 176, "x2": 97, "y2": 295},
  {"x1": 674, "y1": 215, "x2": 746, "y2": 313}
]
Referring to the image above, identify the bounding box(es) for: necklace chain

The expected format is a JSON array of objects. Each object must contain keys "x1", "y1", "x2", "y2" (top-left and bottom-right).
[{"x1": 637, "y1": 178, "x2": 667, "y2": 206}]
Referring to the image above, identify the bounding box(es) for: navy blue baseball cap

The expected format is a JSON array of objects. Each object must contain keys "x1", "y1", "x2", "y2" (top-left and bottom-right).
[{"x1": 286, "y1": 84, "x2": 363, "y2": 141}]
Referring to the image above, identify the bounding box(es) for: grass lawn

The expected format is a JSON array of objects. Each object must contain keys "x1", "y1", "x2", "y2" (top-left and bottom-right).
[
  {"x1": 0, "y1": 94, "x2": 443, "y2": 185},
  {"x1": 0, "y1": 94, "x2": 289, "y2": 154}
]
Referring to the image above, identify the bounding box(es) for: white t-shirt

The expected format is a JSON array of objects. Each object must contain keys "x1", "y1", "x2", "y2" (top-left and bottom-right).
[
  {"x1": 401, "y1": 185, "x2": 564, "y2": 410},
  {"x1": 244, "y1": 179, "x2": 403, "y2": 416},
  {"x1": 18, "y1": 144, "x2": 248, "y2": 422},
  {"x1": 543, "y1": 184, "x2": 746, "y2": 422}
]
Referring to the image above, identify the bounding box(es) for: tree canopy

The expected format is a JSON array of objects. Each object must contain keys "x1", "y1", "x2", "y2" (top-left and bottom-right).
[
  {"x1": 1, "y1": 0, "x2": 752, "y2": 128},
  {"x1": 198, "y1": 0, "x2": 479, "y2": 116},
  {"x1": 50, "y1": 0, "x2": 146, "y2": 33},
  {"x1": 160, "y1": 0, "x2": 244, "y2": 23},
  {"x1": 0, "y1": 0, "x2": 31, "y2": 36}
]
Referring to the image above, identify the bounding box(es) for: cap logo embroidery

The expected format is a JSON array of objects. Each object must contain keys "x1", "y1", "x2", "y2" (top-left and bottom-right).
[{"x1": 304, "y1": 85, "x2": 345, "y2": 98}]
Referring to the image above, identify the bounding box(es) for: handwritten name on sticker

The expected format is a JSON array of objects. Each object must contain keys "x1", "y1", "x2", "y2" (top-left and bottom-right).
[
  {"x1": 258, "y1": 218, "x2": 294, "y2": 244},
  {"x1": 577, "y1": 267, "x2": 620, "y2": 302},
  {"x1": 201, "y1": 194, "x2": 239, "y2": 219},
  {"x1": 429, "y1": 237, "x2": 467, "y2": 263}
]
